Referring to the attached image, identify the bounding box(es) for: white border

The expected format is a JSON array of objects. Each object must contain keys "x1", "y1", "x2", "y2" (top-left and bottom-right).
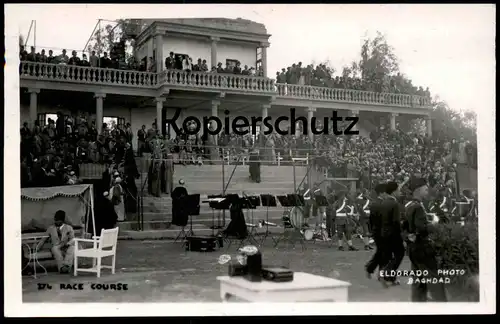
[{"x1": 4, "y1": 4, "x2": 496, "y2": 316}]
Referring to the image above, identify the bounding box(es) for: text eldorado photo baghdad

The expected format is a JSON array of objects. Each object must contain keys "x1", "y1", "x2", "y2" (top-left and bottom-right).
[{"x1": 165, "y1": 108, "x2": 360, "y2": 136}]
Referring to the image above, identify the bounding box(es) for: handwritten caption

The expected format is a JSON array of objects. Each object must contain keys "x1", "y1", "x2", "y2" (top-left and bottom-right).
[
  {"x1": 379, "y1": 269, "x2": 466, "y2": 285},
  {"x1": 38, "y1": 283, "x2": 128, "y2": 291}
]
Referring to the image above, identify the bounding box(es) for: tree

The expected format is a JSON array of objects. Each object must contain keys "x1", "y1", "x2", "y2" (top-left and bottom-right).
[
  {"x1": 86, "y1": 19, "x2": 136, "y2": 63},
  {"x1": 357, "y1": 31, "x2": 400, "y2": 88},
  {"x1": 430, "y1": 97, "x2": 477, "y2": 143}
]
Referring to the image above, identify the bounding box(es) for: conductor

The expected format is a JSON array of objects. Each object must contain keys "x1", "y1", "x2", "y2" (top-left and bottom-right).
[
  {"x1": 248, "y1": 148, "x2": 261, "y2": 183},
  {"x1": 171, "y1": 179, "x2": 189, "y2": 227}
]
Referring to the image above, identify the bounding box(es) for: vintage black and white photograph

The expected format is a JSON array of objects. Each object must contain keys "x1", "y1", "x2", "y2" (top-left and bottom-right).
[{"x1": 4, "y1": 3, "x2": 495, "y2": 316}]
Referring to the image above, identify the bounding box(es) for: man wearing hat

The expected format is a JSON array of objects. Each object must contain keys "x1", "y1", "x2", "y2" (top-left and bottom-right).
[
  {"x1": 379, "y1": 181, "x2": 405, "y2": 285},
  {"x1": 405, "y1": 177, "x2": 447, "y2": 302},
  {"x1": 365, "y1": 183, "x2": 387, "y2": 278}
]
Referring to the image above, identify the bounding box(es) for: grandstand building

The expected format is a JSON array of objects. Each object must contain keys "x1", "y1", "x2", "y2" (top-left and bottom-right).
[{"x1": 20, "y1": 17, "x2": 432, "y2": 152}]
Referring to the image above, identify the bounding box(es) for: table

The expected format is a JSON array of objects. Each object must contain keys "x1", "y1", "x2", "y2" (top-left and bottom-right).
[
  {"x1": 22, "y1": 233, "x2": 49, "y2": 279},
  {"x1": 216, "y1": 272, "x2": 351, "y2": 302}
]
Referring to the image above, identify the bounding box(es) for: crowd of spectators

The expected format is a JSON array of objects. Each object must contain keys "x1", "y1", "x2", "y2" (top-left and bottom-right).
[
  {"x1": 19, "y1": 44, "x2": 265, "y2": 77},
  {"x1": 276, "y1": 62, "x2": 432, "y2": 97}
]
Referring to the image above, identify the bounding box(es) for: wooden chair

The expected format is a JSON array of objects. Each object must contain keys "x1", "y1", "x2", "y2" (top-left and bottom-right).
[{"x1": 73, "y1": 227, "x2": 119, "y2": 278}]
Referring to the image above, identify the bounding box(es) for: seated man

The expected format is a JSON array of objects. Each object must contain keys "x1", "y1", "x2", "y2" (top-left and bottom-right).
[{"x1": 39, "y1": 210, "x2": 75, "y2": 274}]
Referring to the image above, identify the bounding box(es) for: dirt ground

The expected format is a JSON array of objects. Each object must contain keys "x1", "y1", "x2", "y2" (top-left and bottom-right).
[{"x1": 22, "y1": 237, "x2": 418, "y2": 303}]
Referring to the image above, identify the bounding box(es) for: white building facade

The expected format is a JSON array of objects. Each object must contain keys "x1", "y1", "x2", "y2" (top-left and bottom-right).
[{"x1": 19, "y1": 18, "x2": 433, "y2": 151}]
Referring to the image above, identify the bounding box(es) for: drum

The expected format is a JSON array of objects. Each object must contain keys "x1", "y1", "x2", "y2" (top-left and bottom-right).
[
  {"x1": 455, "y1": 202, "x2": 471, "y2": 218},
  {"x1": 289, "y1": 207, "x2": 305, "y2": 229},
  {"x1": 426, "y1": 213, "x2": 439, "y2": 224},
  {"x1": 303, "y1": 229, "x2": 314, "y2": 241}
]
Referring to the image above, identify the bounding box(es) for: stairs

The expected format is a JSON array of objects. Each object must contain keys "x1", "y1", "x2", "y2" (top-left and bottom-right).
[{"x1": 119, "y1": 163, "x2": 308, "y2": 236}]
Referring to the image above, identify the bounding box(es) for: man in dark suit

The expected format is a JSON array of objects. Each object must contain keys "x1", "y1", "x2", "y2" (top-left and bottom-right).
[
  {"x1": 365, "y1": 183, "x2": 386, "y2": 278},
  {"x1": 379, "y1": 181, "x2": 406, "y2": 285},
  {"x1": 171, "y1": 179, "x2": 189, "y2": 227},
  {"x1": 406, "y1": 178, "x2": 447, "y2": 301}
]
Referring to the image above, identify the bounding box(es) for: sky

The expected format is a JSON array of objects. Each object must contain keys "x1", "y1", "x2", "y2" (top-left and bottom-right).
[{"x1": 7, "y1": 4, "x2": 496, "y2": 114}]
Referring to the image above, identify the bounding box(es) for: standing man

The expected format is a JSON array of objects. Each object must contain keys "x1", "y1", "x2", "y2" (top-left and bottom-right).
[
  {"x1": 405, "y1": 178, "x2": 447, "y2": 302},
  {"x1": 137, "y1": 125, "x2": 146, "y2": 157},
  {"x1": 355, "y1": 190, "x2": 374, "y2": 250},
  {"x1": 365, "y1": 183, "x2": 386, "y2": 278},
  {"x1": 379, "y1": 181, "x2": 405, "y2": 285}
]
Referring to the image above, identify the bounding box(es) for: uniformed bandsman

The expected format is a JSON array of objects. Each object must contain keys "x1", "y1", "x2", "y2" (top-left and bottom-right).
[
  {"x1": 355, "y1": 191, "x2": 373, "y2": 250},
  {"x1": 405, "y1": 177, "x2": 447, "y2": 302},
  {"x1": 336, "y1": 193, "x2": 358, "y2": 251},
  {"x1": 365, "y1": 183, "x2": 387, "y2": 278}
]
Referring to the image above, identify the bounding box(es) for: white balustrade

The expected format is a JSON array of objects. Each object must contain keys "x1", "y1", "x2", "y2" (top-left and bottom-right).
[{"x1": 19, "y1": 61, "x2": 430, "y2": 108}]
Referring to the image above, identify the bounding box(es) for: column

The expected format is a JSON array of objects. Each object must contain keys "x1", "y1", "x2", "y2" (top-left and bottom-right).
[
  {"x1": 425, "y1": 116, "x2": 432, "y2": 137},
  {"x1": 211, "y1": 37, "x2": 219, "y2": 69},
  {"x1": 156, "y1": 97, "x2": 166, "y2": 135},
  {"x1": 262, "y1": 103, "x2": 269, "y2": 120},
  {"x1": 94, "y1": 93, "x2": 106, "y2": 135},
  {"x1": 155, "y1": 34, "x2": 164, "y2": 72},
  {"x1": 390, "y1": 113, "x2": 398, "y2": 131},
  {"x1": 350, "y1": 110, "x2": 359, "y2": 132},
  {"x1": 211, "y1": 100, "x2": 219, "y2": 143},
  {"x1": 307, "y1": 107, "x2": 316, "y2": 141},
  {"x1": 260, "y1": 43, "x2": 268, "y2": 77},
  {"x1": 28, "y1": 88, "x2": 40, "y2": 129}
]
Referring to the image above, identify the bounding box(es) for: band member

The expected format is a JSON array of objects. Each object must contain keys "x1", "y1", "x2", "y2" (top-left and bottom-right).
[
  {"x1": 222, "y1": 196, "x2": 248, "y2": 239},
  {"x1": 355, "y1": 191, "x2": 373, "y2": 250},
  {"x1": 379, "y1": 181, "x2": 405, "y2": 285},
  {"x1": 325, "y1": 192, "x2": 336, "y2": 238},
  {"x1": 171, "y1": 179, "x2": 189, "y2": 227},
  {"x1": 248, "y1": 148, "x2": 261, "y2": 183},
  {"x1": 109, "y1": 177, "x2": 126, "y2": 222},
  {"x1": 335, "y1": 193, "x2": 358, "y2": 251},
  {"x1": 365, "y1": 183, "x2": 386, "y2": 278},
  {"x1": 405, "y1": 178, "x2": 447, "y2": 302}
]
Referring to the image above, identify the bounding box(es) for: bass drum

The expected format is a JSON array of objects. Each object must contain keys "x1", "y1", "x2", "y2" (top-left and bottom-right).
[
  {"x1": 289, "y1": 207, "x2": 305, "y2": 229},
  {"x1": 303, "y1": 229, "x2": 314, "y2": 241}
]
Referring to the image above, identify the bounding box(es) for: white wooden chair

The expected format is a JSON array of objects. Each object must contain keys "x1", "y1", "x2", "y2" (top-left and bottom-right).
[{"x1": 73, "y1": 227, "x2": 119, "y2": 278}]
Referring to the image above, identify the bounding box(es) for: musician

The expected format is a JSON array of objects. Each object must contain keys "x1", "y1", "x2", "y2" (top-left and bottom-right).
[
  {"x1": 405, "y1": 178, "x2": 447, "y2": 302},
  {"x1": 379, "y1": 181, "x2": 405, "y2": 285},
  {"x1": 171, "y1": 179, "x2": 189, "y2": 227},
  {"x1": 365, "y1": 183, "x2": 387, "y2": 278},
  {"x1": 355, "y1": 190, "x2": 373, "y2": 250},
  {"x1": 335, "y1": 193, "x2": 358, "y2": 251},
  {"x1": 222, "y1": 195, "x2": 248, "y2": 239},
  {"x1": 248, "y1": 148, "x2": 261, "y2": 183}
]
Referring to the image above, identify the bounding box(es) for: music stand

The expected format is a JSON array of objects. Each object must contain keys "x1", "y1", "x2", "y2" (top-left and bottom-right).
[
  {"x1": 174, "y1": 194, "x2": 200, "y2": 243},
  {"x1": 208, "y1": 194, "x2": 234, "y2": 231},
  {"x1": 259, "y1": 194, "x2": 277, "y2": 245},
  {"x1": 274, "y1": 194, "x2": 306, "y2": 250},
  {"x1": 240, "y1": 195, "x2": 260, "y2": 246}
]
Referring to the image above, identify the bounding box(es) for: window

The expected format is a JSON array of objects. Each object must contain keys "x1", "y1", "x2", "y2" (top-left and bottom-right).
[
  {"x1": 103, "y1": 117, "x2": 118, "y2": 130},
  {"x1": 226, "y1": 59, "x2": 238, "y2": 69},
  {"x1": 38, "y1": 113, "x2": 49, "y2": 126},
  {"x1": 256, "y1": 47, "x2": 262, "y2": 69}
]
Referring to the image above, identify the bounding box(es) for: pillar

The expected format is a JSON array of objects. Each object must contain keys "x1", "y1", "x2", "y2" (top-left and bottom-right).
[
  {"x1": 155, "y1": 34, "x2": 164, "y2": 72},
  {"x1": 210, "y1": 100, "x2": 219, "y2": 144},
  {"x1": 155, "y1": 97, "x2": 166, "y2": 135},
  {"x1": 390, "y1": 113, "x2": 398, "y2": 131},
  {"x1": 211, "y1": 37, "x2": 219, "y2": 69},
  {"x1": 350, "y1": 110, "x2": 359, "y2": 132},
  {"x1": 94, "y1": 93, "x2": 106, "y2": 135},
  {"x1": 261, "y1": 103, "x2": 270, "y2": 134},
  {"x1": 28, "y1": 88, "x2": 40, "y2": 129},
  {"x1": 426, "y1": 116, "x2": 432, "y2": 137},
  {"x1": 260, "y1": 43, "x2": 268, "y2": 77},
  {"x1": 307, "y1": 107, "x2": 316, "y2": 141}
]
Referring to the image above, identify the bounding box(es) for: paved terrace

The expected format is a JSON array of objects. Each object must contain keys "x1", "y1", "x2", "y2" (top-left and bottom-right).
[{"x1": 20, "y1": 62, "x2": 431, "y2": 110}]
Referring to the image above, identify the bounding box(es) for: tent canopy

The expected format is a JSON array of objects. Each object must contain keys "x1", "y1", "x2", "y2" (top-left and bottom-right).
[{"x1": 21, "y1": 184, "x2": 95, "y2": 235}]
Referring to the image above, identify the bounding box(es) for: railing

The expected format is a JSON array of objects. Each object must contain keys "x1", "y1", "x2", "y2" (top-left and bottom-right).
[
  {"x1": 157, "y1": 70, "x2": 275, "y2": 93},
  {"x1": 19, "y1": 61, "x2": 431, "y2": 108},
  {"x1": 20, "y1": 61, "x2": 159, "y2": 88}
]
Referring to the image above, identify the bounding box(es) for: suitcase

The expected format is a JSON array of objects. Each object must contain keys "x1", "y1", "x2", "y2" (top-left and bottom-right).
[{"x1": 185, "y1": 236, "x2": 219, "y2": 252}]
